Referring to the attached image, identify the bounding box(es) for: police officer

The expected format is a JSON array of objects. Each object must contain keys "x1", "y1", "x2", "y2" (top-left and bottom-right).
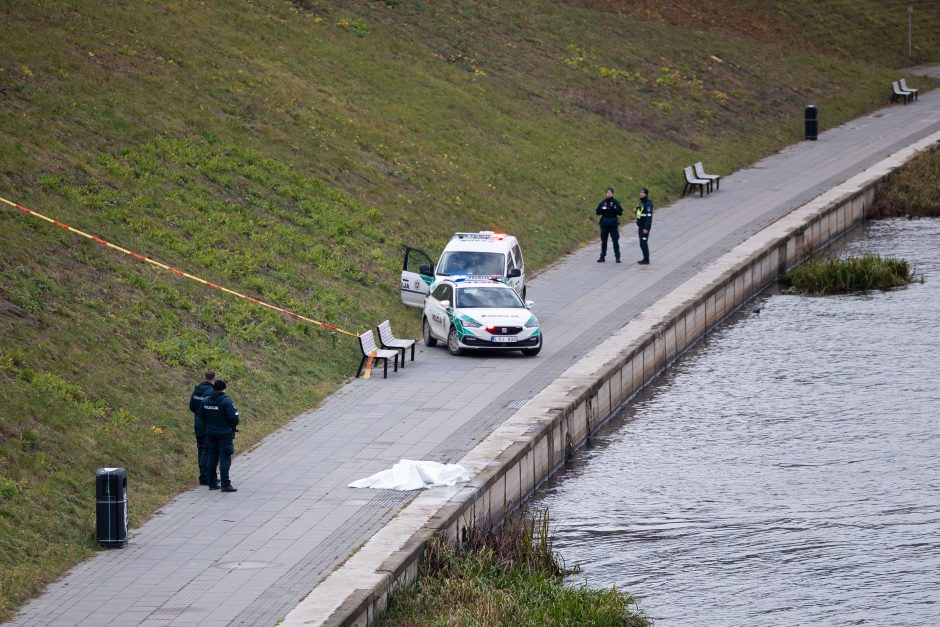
[
  {"x1": 198, "y1": 379, "x2": 240, "y2": 492},
  {"x1": 635, "y1": 188, "x2": 653, "y2": 265},
  {"x1": 189, "y1": 370, "x2": 215, "y2": 485},
  {"x1": 595, "y1": 187, "x2": 624, "y2": 263}
]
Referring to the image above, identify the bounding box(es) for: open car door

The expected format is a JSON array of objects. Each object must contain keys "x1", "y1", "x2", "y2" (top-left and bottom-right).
[{"x1": 400, "y1": 247, "x2": 434, "y2": 308}]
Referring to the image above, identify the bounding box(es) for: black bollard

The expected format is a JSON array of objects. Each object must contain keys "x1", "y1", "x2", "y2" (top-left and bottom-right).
[
  {"x1": 805, "y1": 105, "x2": 818, "y2": 140},
  {"x1": 95, "y1": 467, "x2": 128, "y2": 548}
]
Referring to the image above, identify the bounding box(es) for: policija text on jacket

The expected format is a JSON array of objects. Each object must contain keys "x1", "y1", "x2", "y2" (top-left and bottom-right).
[{"x1": 196, "y1": 380, "x2": 240, "y2": 491}]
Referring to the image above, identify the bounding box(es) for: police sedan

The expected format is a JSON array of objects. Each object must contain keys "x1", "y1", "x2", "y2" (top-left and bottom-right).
[{"x1": 421, "y1": 278, "x2": 542, "y2": 356}]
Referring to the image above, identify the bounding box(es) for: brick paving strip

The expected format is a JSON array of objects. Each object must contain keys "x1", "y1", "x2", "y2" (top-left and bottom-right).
[{"x1": 10, "y1": 92, "x2": 940, "y2": 626}]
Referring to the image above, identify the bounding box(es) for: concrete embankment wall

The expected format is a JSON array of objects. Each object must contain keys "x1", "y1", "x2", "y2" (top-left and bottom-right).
[{"x1": 283, "y1": 133, "x2": 940, "y2": 627}]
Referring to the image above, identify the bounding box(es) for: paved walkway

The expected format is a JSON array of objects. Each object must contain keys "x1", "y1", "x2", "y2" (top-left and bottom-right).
[
  {"x1": 10, "y1": 89, "x2": 940, "y2": 627},
  {"x1": 906, "y1": 63, "x2": 940, "y2": 78}
]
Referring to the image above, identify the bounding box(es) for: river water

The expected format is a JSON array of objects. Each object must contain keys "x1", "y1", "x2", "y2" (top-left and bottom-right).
[{"x1": 528, "y1": 219, "x2": 940, "y2": 626}]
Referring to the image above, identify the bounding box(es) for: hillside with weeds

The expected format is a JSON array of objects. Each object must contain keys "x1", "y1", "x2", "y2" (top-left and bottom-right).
[{"x1": 1, "y1": 0, "x2": 939, "y2": 619}]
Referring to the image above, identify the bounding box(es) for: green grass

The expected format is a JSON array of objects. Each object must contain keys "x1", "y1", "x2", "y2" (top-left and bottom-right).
[
  {"x1": 780, "y1": 254, "x2": 916, "y2": 295},
  {"x1": 379, "y1": 509, "x2": 648, "y2": 627},
  {"x1": 1, "y1": 0, "x2": 940, "y2": 619},
  {"x1": 781, "y1": 150, "x2": 940, "y2": 295},
  {"x1": 869, "y1": 149, "x2": 940, "y2": 218}
]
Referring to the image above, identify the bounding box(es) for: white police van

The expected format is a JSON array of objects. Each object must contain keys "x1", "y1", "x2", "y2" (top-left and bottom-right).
[{"x1": 400, "y1": 231, "x2": 527, "y2": 308}]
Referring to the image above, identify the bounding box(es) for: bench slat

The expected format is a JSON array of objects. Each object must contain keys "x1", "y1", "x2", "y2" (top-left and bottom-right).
[
  {"x1": 892, "y1": 80, "x2": 913, "y2": 104},
  {"x1": 693, "y1": 162, "x2": 720, "y2": 190},
  {"x1": 683, "y1": 166, "x2": 711, "y2": 197},
  {"x1": 377, "y1": 320, "x2": 416, "y2": 364},
  {"x1": 357, "y1": 330, "x2": 399, "y2": 378},
  {"x1": 899, "y1": 79, "x2": 918, "y2": 100}
]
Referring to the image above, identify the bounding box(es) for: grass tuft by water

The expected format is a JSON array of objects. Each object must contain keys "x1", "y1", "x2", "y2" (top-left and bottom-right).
[
  {"x1": 379, "y1": 508, "x2": 648, "y2": 626},
  {"x1": 780, "y1": 254, "x2": 917, "y2": 295},
  {"x1": 869, "y1": 150, "x2": 940, "y2": 219}
]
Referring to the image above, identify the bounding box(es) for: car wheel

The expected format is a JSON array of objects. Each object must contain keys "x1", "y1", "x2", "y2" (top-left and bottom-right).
[
  {"x1": 447, "y1": 326, "x2": 463, "y2": 356},
  {"x1": 423, "y1": 317, "x2": 437, "y2": 347},
  {"x1": 521, "y1": 335, "x2": 542, "y2": 356},
  {"x1": 521, "y1": 287, "x2": 527, "y2": 301}
]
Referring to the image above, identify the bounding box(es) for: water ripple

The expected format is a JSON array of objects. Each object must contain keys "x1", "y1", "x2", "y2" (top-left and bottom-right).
[{"x1": 530, "y1": 219, "x2": 940, "y2": 626}]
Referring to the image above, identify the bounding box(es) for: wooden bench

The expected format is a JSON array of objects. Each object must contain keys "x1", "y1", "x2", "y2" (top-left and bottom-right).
[
  {"x1": 377, "y1": 320, "x2": 416, "y2": 367},
  {"x1": 899, "y1": 78, "x2": 919, "y2": 101},
  {"x1": 357, "y1": 330, "x2": 399, "y2": 379},
  {"x1": 693, "y1": 161, "x2": 721, "y2": 191},
  {"x1": 891, "y1": 80, "x2": 913, "y2": 104},
  {"x1": 682, "y1": 165, "x2": 711, "y2": 197}
]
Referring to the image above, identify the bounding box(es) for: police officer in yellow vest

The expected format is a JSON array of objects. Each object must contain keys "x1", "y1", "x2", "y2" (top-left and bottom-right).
[{"x1": 635, "y1": 188, "x2": 653, "y2": 265}]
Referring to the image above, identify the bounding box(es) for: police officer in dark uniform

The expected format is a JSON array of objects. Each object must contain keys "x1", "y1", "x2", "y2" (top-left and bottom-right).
[
  {"x1": 198, "y1": 379, "x2": 240, "y2": 492},
  {"x1": 635, "y1": 188, "x2": 654, "y2": 265},
  {"x1": 189, "y1": 370, "x2": 215, "y2": 485},
  {"x1": 595, "y1": 187, "x2": 624, "y2": 263}
]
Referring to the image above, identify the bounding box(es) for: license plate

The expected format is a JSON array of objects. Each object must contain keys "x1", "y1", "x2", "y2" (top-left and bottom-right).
[{"x1": 491, "y1": 335, "x2": 517, "y2": 343}]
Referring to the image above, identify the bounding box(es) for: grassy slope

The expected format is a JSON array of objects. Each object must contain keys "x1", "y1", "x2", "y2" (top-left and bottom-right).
[{"x1": 1, "y1": 0, "x2": 939, "y2": 618}]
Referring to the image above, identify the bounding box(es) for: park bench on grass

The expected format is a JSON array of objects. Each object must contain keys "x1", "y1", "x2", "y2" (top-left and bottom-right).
[
  {"x1": 377, "y1": 320, "x2": 416, "y2": 367},
  {"x1": 891, "y1": 80, "x2": 914, "y2": 104},
  {"x1": 899, "y1": 78, "x2": 919, "y2": 101},
  {"x1": 693, "y1": 161, "x2": 721, "y2": 191},
  {"x1": 357, "y1": 330, "x2": 399, "y2": 379},
  {"x1": 683, "y1": 165, "x2": 712, "y2": 197}
]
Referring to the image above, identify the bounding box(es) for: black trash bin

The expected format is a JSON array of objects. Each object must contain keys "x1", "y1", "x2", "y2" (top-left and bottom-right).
[
  {"x1": 805, "y1": 104, "x2": 818, "y2": 140},
  {"x1": 96, "y1": 467, "x2": 128, "y2": 548}
]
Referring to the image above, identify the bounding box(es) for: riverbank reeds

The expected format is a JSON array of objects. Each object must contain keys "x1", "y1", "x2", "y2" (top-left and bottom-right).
[
  {"x1": 379, "y1": 508, "x2": 648, "y2": 626},
  {"x1": 869, "y1": 149, "x2": 940, "y2": 218},
  {"x1": 781, "y1": 254, "x2": 916, "y2": 295}
]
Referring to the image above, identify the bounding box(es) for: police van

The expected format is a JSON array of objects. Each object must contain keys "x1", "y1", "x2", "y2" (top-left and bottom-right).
[{"x1": 400, "y1": 231, "x2": 527, "y2": 308}]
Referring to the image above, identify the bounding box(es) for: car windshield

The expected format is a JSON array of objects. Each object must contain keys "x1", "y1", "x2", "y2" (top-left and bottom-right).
[
  {"x1": 437, "y1": 251, "x2": 505, "y2": 276},
  {"x1": 456, "y1": 286, "x2": 523, "y2": 309}
]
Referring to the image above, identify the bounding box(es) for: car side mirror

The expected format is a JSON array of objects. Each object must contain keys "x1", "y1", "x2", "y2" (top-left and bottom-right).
[
  {"x1": 508, "y1": 268, "x2": 521, "y2": 278},
  {"x1": 440, "y1": 300, "x2": 450, "y2": 308},
  {"x1": 525, "y1": 300, "x2": 534, "y2": 308},
  {"x1": 419, "y1": 264, "x2": 433, "y2": 276}
]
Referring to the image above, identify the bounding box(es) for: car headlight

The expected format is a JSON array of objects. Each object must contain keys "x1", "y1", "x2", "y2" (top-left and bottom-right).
[
  {"x1": 461, "y1": 317, "x2": 483, "y2": 328},
  {"x1": 524, "y1": 315, "x2": 539, "y2": 328}
]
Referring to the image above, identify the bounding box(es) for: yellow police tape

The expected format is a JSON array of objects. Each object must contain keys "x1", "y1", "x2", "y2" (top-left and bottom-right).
[{"x1": 0, "y1": 195, "x2": 360, "y2": 338}]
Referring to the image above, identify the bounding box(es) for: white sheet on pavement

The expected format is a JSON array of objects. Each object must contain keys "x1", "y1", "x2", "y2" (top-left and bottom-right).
[{"x1": 348, "y1": 459, "x2": 471, "y2": 490}]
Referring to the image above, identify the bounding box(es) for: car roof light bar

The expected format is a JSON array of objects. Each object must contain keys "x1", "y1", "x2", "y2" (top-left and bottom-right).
[{"x1": 453, "y1": 231, "x2": 500, "y2": 240}]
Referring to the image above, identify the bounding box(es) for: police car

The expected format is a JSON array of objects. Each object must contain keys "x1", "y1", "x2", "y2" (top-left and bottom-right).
[
  {"x1": 400, "y1": 231, "x2": 527, "y2": 308},
  {"x1": 421, "y1": 278, "x2": 542, "y2": 356}
]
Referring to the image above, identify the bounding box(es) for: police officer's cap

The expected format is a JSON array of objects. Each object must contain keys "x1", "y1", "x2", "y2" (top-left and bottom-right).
[{"x1": 213, "y1": 379, "x2": 227, "y2": 391}]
